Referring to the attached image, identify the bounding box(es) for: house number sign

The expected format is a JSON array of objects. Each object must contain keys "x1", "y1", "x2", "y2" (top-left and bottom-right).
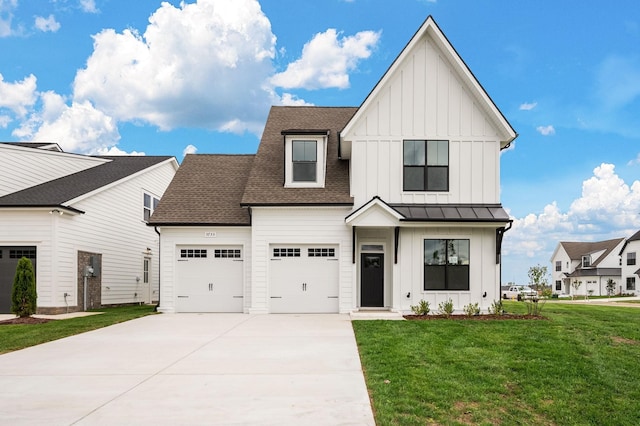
[{"x1": 204, "y1": 232, "x2": 216, "y2": 238}]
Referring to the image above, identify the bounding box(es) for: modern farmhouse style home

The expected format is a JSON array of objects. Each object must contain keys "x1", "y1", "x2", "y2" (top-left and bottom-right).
[
  {"x1": 149, "y1": 16, "x2": 517, "y2": 314},
  {"x1": 0, "y1": 142, "x2": 177, "y2": 314}
]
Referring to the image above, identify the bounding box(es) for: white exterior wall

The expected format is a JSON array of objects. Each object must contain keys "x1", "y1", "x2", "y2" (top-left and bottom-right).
[
  {"x1": 344, "y1": 35, "x2": 502, "y2": 207},
  {"x1": 621, "y1": 240, "x2": 639, "y2": 295},
  {"x1": 395, "y1": 226, "x2": 499, "y2": 313},
  {"x1": 156, "y1": 226, "x2": 252, "y2": 313},
  {"x1": 250, "y1": 207, "x2": 353, "y2": 313},
  {"x1": 551, "y1": 246, "x2": 571, "y2": 294},
  {"x1": 0, "y1": 144, "x2": 107, "y2": 196},
  {"x1": 0, "y1": 160, "x2": 176, "y2": 309}
]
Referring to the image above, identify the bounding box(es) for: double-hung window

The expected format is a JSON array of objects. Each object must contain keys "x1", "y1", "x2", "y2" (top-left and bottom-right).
[
  {"x1": 424, "y1": 239, "x2": 469, "y2": 290},
  {"x1": 627, "y1": 277, "x2": 636, "y2": 291},
  {"x1": 628, "y1": 252, "x2": 636, "y2": 266},
  {"x1": 403, "y1": 140, "x2": 449, "y2": 191},
  {"x1": 292, "y1": 140, "x2": 317, "y2": 182},
  {"x1": 143, "y1": 193, "x2": 159, "y2": 222}
]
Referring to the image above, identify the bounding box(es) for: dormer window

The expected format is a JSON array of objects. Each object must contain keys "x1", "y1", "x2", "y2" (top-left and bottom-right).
[
  {"x1": 283, "y1": 130, "x2": 328, "y2": 188},
  {"x1": 582, "y1": 255, "x2": 591, "y2": 268}
]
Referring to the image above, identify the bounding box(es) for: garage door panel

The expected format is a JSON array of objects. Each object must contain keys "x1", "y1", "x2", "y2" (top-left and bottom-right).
[
  {"x1": 269, "y1": 246, "x2": 339, "y2": 313},
  {"x1": 175, "y1": 247, "x2": 243, "y2": 313}
]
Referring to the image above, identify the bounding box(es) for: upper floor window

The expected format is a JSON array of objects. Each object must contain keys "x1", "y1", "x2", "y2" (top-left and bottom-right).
[
  {"x1": 582, "y1": 255, "x2": 591, "y2": 268},
  {"x1": 292, "y1": 140, "x2": 317, "y2": 182},
  {"x1": 555, "y1": 260, "x2": 562, "y2": 271},
  {"x1": 143, "y1": 192, "x2": 159, "y2": 222},
  {"x1": 628, "y1": 252, "x2": 636, "y2": 266},
  {"x1": 283, "y1": 133, "x2": 327, "y2": 188},
  {"x1": 403, "y1": 140, "x2": 449, "y2": 191}
]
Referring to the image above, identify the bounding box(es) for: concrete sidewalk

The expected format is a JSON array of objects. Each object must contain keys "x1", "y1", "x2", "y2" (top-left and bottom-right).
[{"x1": 0, "y1": 314, "x2": 375, "y2": 425}]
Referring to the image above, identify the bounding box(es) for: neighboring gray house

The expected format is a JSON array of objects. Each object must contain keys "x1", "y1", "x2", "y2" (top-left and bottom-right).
[
  {"x1": 619, "y1": 230, "x2": 640, "y2": 295},
  {"x1": 0, "y1": 142, "x2": 177, "y2": 314},
  {"x1": 550, "y1": 238, "x2": 625, "y2": 296},
  {"x1": 149, "y1": 16, "x2": 517, "y2": 314}
]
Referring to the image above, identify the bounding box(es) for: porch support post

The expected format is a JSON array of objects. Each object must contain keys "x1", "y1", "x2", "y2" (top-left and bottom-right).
[
  {"x1": 394, "y1": 226, "x2": 400, "y2": 264},
  {"x1": 352, "y1": 226, "x2": 356, "y2": 264}
]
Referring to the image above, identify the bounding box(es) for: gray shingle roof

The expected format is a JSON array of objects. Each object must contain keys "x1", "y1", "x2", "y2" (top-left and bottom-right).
[
  {"x1": 240, "y1": 106, "x2": 357, "y2": 206},
  {"x1": 149, "y1": 154, "x2": 254, "y2": 226},
  {"x1": 560, "y1": 238, "x2": 625, "y2": 267},
  {"x1": 0, "y1": 156, "x2": 173, "y2": 210}
]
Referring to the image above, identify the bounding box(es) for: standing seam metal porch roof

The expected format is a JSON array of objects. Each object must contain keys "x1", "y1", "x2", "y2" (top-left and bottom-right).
[{"x1": 390, "y1": 204, "x2": 510, "y2": 222}]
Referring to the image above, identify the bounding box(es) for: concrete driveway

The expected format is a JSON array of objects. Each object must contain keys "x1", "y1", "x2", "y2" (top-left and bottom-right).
[{"x1": 0, "y1": 314, "x2": 375, "y2": 425}]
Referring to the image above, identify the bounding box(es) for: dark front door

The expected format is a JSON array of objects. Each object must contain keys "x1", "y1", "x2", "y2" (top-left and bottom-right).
[
  {"x1": 0, "y1": 247, "x2": 37, "y2": 313},
  {"x1": 361, "y1": 253, "x2": 384, "y2": 307}
]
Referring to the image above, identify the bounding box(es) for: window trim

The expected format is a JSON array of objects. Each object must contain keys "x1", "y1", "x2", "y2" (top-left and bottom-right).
[
  {"x1": 284, "y1": 135, "x2": 327, "y2": 188},
  {"x1": 403, "y1": 139, "x2": 449, "y2": 192},
  {"x1": 627, "y1": 252, "x2": 636, "y2": 266},
  {"x1": 555, "y1": 260, "x2": 562, "y2": 271},
  {"x1": 627, "y1": 276, "x2": 636, "y2": 291},
  {"x1": 143, "y1": 191, "x2": 160, "y2": 222},
  {"x1": 423, "y1": 238, "x2": 470, "y2": 291},
  {"x1": 582, "y1": 255, "x2": 591, "y2": 268}
]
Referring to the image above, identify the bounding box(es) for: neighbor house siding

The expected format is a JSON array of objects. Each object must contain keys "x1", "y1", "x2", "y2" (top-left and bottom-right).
[
  {"x1": 249, "y1": 207, "x2": 353, "y2": 313},
  {"x1": 157, "y1": 227, "x2": 252, "y2": 313},
  {"x1": 0, "y1": 145, "x2": 108, "y2": 197}
]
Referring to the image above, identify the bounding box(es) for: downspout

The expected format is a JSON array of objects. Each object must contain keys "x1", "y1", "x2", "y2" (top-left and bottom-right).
[{"x1": 154, "y1": 226, "x2": 161, "y2": 312}]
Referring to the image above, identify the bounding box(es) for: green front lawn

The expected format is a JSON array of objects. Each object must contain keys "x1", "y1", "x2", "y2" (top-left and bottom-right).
[
  {"x1": 353, "y1": 303, "x2": 640, "y2": 425},
  {"x1": 0, "y1": 305, "x2": 156, "y2": 354}
]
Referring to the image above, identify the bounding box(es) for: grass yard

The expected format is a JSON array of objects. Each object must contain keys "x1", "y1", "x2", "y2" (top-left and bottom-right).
[
  {"x1": 353, "y1": 302, "x2": 640, "y2": 425},
  {"x1": 0, "y1": 305, "x2": 156, "y2": 354}
]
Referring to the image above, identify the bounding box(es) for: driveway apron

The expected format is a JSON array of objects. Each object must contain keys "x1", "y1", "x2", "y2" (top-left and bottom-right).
[{"x1": 0, "y1": 314, "x2": 375, "y2": 425}]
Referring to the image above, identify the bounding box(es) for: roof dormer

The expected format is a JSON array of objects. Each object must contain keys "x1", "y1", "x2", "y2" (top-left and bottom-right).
[{"x1": 282, "y1": 129, "x2": 329, "y2": 188}]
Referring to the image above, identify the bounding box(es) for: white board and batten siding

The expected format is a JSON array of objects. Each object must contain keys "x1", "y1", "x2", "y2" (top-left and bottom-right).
[
  {"x1": 396, "y1": 226, "x2": 499, "y2": 313},
  {"x1": 157, "y1": 227, "x2": 251, "y2": 314},
  {"x1": 249, "y1": 207, "x2": 353, "y2": 314},
  {"x1": 0, "y1": 144, "x2": 108, "y2": 197},
  {"x1": 344, "y1": 32, "x2": 502, "y2": 207}
]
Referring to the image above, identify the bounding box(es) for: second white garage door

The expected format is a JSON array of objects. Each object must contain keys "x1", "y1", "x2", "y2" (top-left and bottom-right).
[
  {"x1": 269, "y1": 245, "x2": 339, "y2": 313},
  {"x1": 175, "y1": 246, "x2": 244, "y2": 313}
]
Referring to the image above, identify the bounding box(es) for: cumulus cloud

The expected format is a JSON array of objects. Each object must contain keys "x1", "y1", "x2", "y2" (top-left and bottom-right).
[
  {"x1": 0, "y1": 0, "x2": 18, "y2": 37},
  {"x1": 80, "y1": 0, "x2": 99, "y2": 13},
  {"x1": 504, "y1": 163, "x2": 640, "y2": 265},
  {"x1": 519, "y1": 102, "x2": 537, "y2": 111},
  {"x1": 270, "y1": 28, "x2": 380, "y2": 90},
  {"x1": 0, "y1": 73, "x2": 37, "y2": 117},
  {"x1": 182, "y1": 144, "x2": 197, "y2": 156},
  {"x1": 536, "y1": 125, "x2": 555, "y2": 136},
  {"x1": 34, "y1": 15, "x2": 60, "y2": 32},
  {"x1": 73, "y1": 0, "x2": 277, "y2": 134},
  {"x1": 97, "y1": 146, "x2": 145, "y2": 156}
]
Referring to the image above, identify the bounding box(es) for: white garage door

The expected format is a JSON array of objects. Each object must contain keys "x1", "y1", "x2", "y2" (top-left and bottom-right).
[
  {"x1": 269, "y1": 245, "x2": 339, "y2": 313},
  {"x1": 175, "y1": 247, "x2": 244, "y2": 313}
]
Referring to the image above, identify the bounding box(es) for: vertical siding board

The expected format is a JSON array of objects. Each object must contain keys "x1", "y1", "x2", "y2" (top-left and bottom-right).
[
  {"x1": 449, "y1": 71, "x2": 461, "y2": 137},
  {"x1": 425, "y1": 39, "x2": 438, "y2": 135},
  {"x1": 389, "y1": 73, "x2": 402, "y2": 136},
  {"x1": 436, "y1": 56, "x2": 449, "y2": 137},
  {"x1": 413, "y1": 40, "x2": 426, "y2": 136},
  {"x1": 378, "y1": 89, "x2": 390, "y2": 135},
  {"x1": 402, "y1": 63, "x2": 414, "y2": 135}
]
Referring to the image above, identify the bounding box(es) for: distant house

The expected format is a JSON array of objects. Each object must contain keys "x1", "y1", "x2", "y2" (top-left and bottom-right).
[
  {"x1": 619, "y1": 230, "x2": 640, "y2": 295},
  {"x1": 0, "y1": 142, "x2": 178, "y2": 314},
  {"x1": 149, "y1": 16, "x2": 517, "y2": 314},
  {"x1": 550, "y1": 238, "x2": 625, "y2": 296}
]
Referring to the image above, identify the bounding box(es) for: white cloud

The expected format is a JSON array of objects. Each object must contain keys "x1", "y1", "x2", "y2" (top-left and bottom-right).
[
  {"x1": 182, "y1": 144, "x2": 197, "y2": 156},
  {"x1": 536, "y1": 125, "x2": 555, "y2": 136},
  {"x1": 519, "y1": 102, "x2": 537, "y2": 111},
  {"x1": 0, "y1": 114, "x2": 10, "y2": 128},
  {"x1": 0, "y1": 73, "x2": 37, "y2": 117},
  {"x1": 79, "y1": 0, "x2": 99, "y2": 13},
  {"x1": 504, "y1": 163, "x2": 640, "y2": 276},
  {"x1": 34, "y1": 15, "x2": 61, "y2": 33},
  {"x1": 73, "y1": 0, "x2": 277, "y2": 134},
  {"x1": 0, "y1": 0, "x2": 18, "y2": 37},
  {"x1": 627, "y1": 153, "x2": 640, "y2": 166},
  {"x1": 279, "y1": 92, "x2": 313, "y2": 106},
  {"x1": 97, "y1": 146, "x2": 145, "y2": 156},
  {"x1": 270, "y1": 28, "x2": 380, "y2": 90}
]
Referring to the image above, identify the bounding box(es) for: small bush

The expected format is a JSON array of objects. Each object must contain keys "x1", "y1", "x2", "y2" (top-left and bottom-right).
[
  {"x1": 463, "y1": 302, "x2": 480, "y2": 317},
  {"x1": 437, "y1": 298, "x2": 454, "y2": 317},
  {"x1": 488, "y1": 299, "x2": 504, "y2": 315},
  {"x1": 410, "y1": 300, "x2": 430, "y2": 316},
  {"x1": 12, "y1": 257, "x2": 37, "y2": 318}
]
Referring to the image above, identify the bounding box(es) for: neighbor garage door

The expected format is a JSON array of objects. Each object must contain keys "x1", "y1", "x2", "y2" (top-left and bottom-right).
[
  {"x1": 0, "y1": 247, "x2": 37, "y2": 313},
  {"x1": 269, "y1": 245, "x2": 339, "y2": 313},
  {"x1": 175, "y1": 246, "x2": 244, "y2": 313}
]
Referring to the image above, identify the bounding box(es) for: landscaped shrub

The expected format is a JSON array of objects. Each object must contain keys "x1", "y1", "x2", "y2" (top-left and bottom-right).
[
  {"x1": 12, "y1": 257, "x2": 37, "y2": 318},
  {"x1": 463, "y1": 302, "x2": 480, "y2": 317},
  {"x1": 437, "y1": 298, "x2": 454, "y2": 317},
  {"x1": 410, "y1": 300, "x2": 430, "y2": 316},
  {"x1": 488, "y1": 299, "x2": 504, "y2": 315}
]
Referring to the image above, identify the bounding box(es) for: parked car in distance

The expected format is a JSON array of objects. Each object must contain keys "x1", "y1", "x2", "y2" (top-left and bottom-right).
[{"x1": 502, "y1": 286, "x2": 538, "y2": 301}]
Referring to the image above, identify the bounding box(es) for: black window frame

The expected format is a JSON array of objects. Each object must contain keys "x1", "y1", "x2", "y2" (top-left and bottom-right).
[
  {"x1": 423, "y1": 239, "x2": 470, "y2": 291},
  {"x1": 627, "y1": 276, "x2": 636, "y2": 291},
  {"x1": 292, "y1": 140, "x2": 317, "y2": 182},
  {"x1": 555, "y1": 280, "x2": 562, "y2": 291},
  {"x1": 555, "y1": 260, "x2": 562, "y2": 271},
  {"x1": 403, "y1": 140, "x2": 449, "y2": 192},
  {"x1": 582, "y1": 255, "x2": 591, "y2": 268},
  {"x1": 627, "y1": 252, "x2": 636, "y2": 266}
]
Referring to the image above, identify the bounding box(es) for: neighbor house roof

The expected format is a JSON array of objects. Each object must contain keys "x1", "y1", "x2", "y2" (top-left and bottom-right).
[
  {"x1": 149, "y1": 154, "x2": 254, "y2": 226},
  {"x1": 0, "y1": 142, "x2": 63, "y2": 152},
  {"x1": 567, "y1": 268, "x2": 622, "y2": 278},
  {"x1": 618, "y1": 229, "x2": 640, "y2": 255},
  {"x1": 560, "y1": 238, "x2": 625, "y2": 267},
  {"x1": 0, "y1": 156, "x2": 174, "y2": 213},
  {"x1": 240, "y1": 106, "x2": 357, "y2": 206}
]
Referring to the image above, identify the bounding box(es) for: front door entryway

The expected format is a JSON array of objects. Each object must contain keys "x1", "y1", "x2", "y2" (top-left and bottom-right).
[{"x1": 361, "y1": 253, "x2": 384, "y2": 307}]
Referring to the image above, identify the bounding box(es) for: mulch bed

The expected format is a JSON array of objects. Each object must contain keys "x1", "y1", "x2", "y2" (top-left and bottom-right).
[
  {"x1": 0, "y1": 317, "x2": 53, "y2": 325},
  {"x1": 404, "y1": 314, "x2": 547, "y2": 321}
]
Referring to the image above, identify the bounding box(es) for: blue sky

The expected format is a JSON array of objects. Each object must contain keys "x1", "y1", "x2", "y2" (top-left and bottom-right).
[{"x1": 1, "y1": 0, "x2": 639, "y2": 284}]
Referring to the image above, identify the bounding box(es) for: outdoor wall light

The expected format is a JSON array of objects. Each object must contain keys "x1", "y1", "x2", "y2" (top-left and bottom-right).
[
  {"x1": 482, "y1": 291, "x2": 487, "y2": 298},
  {"x1": 406, "y1": 292, "x2": 411, "y2": 298}
]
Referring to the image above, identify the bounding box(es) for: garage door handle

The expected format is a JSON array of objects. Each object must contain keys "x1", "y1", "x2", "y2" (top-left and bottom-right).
[
  {"x1": 327, "y1": 296, "x2": 338, "y2": 299},
  {"x1": 177, "y1": 295, "x2": 188, "y2": 298},
  {"x1": 233, "y1": 259, "x2": 243, "y2": 262},
  {"x1": 270, "y1": 296, "x2": 282, "y2": 299},
  {"x1": 271, "y1": 258, "x2": 282, "y2": 261},
  {"x1": 327, "y1": 258, "x2": 338, "y2": 261},
  {"x1": 233, "y1": 296, "x2": 243, "y2": 298}
]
